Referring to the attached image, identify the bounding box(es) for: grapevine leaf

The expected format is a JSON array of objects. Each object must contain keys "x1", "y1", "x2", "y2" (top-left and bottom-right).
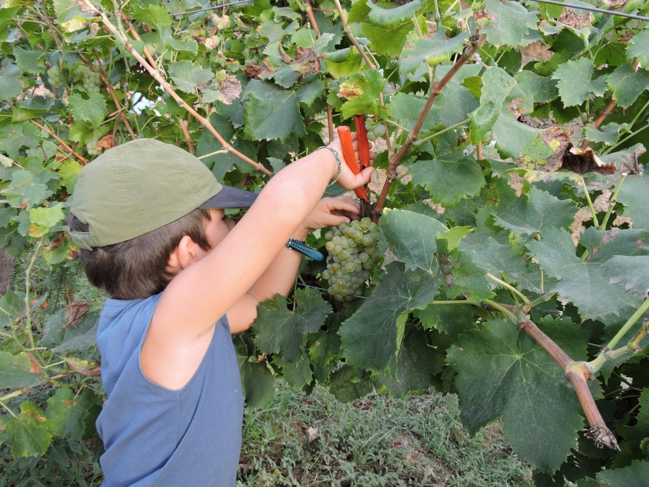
[
  {"x1": 552, "y1": 58, "x2": 605, "y2": 107},
  {"x1": 348, "y1": 0, "x2": 371, "y2": 24},
  {"x1": 389, "y1": 65, "x2": 481, "y2": 129},
  {"x1": 338, "y1": 70, "x2": 387, "y2": 119},
  {"x1": 599, "y1": 461, "x2": 649, "y2": 486},
  {"x1": 514, "y1": 70, "x2": 558, "y2": 103},
  {"x1": 438, "y1": 244, "x2": 494, "y2": 301},
  {"x1": 479, "y1": 0, "x2": 539, "y2": 47},
  {"x1": 339, "y1": 262, "x2": 440, "y2": 372},
  {"x1": 0, "y1": 351, "x2": 43, "y2": 389},
  {"x1": 237, "y1": 355, "x2": 276, "y2": 408},
  {"x1": 324, "y1": 48, "x2": 363, "y2": 78},
  {"x1": 28, "y1": 203, "x2": 65, "y2": 238},
  {"x1": 308, "y1": 315, "x2": 342, "y2": 368},
  {"x1": 0, "y1": 401, "x2": 52, "y2": 457},
  {"x1": 328, "y1": 365, "x2": 373, "y2": 403},
  {"x1": 380, "y1": 208, "x2": 448, "y2": 275},
  {"x1": 11, "y1": 107, "x2": 47, "y2": 123},
  {"x1": 68, "y1": 93, "x2": 107, "y2": 128},
  {"x1": 467, "y1": 236, "x2": 542, "y2": 293},
  {"x1": 296, "y1": 79, "x2": 325, "y2": 105},
  {"x1": 603, "y1": 255, "x2": 649, "y2": 297},
  {"x1": 617, "y1": 174, "x2": 649, "y2": 230},
  {"x1": 253, "y1": 287, "x2": 331, "y2": 362},
  {"x1": 618, "y1": 388, "x2": 649, "y2": 455},
  {"x1": 527, "y1": 227, "x2": 641, "y2": 321},
  {"x1": 46, "y1": 387, "x2": 88, "y2": 439},
  {"x1": 489, "y1": 186, "x2": 577, "y2": 236},
  {"x1": 244, "y1": 80, "x2": 305, "y2": 141},
  {"x1": 273, "y1": 356, "x2": 312, "y2": 389},
  {"x1": 362, "y1": 21, "x2": 413, "y2": 57},
  {"x1": 0, "y1": 62, "x2": 23, "y2": 101},
  {"x1": 469, "y1": 67, "x2": 517, "y2": 142},
  {"x1": 4, "y1": 170, "x2": 48, "y2": 209},
  {"x1": 196, "y1": 113, "x2": 255, "y2": 179},
  {"x1": 399, "y1": 30, "x2": 469, "y2": 74},
  {"x1": 0, "y1": 122, "x2": 40, "y2": 159},
  {"x1": 168, "y1": 60, "x2": 213, "y2": 93},
  {"x1": 52, "y1": 311, "x2": 99, "y2": 353},
  {"x1": 52, "y1": 0, "x2": 91, "y2": 24},
  {"x1": 409, "y1": 153, "x2": 486, "y2": 207},
  {"x1": 583, "y1": 227, "x2": 649, "y2": 262},
  {"x1": 428, "y1": 64, "x2": 481, "y2": 127},
  {"x1": 372, "y1": 326, "x2": 444, "y2": 396},
  {"x1": 607, "y1": 64, "x2": 649, "y2": 108},
  {"x1": 447, "y1": 317, "x2": 585, "y2": 472},
  {"x1": 367, "y1": 0, "x2": 421, "y2": 26},
  {"x1": 413, "y1": 302, "x2": 476, "y2": 339},
  {"x1": 163, "y1": 33, "x2": 198, "y2": 54},
  {"x1": 132, "y1": 4, "x2": 172, "y2": 30},
  {"x1": 627, "y1": 31, "x2": 649, "y2": 68},
  {"x1": 388, "y1": 93, "x2": 439, "y2": 132},
  {"x1": 584, "y1": 122, "x2": 630, "y2": 146},
  {"x1": 258, "y1": 19, "x2": 299, "y2": 44},
  {"x1": 492, "y1": 110, "x2": 540, "y2": 159},
  {"x1": 13, "y1": 47, "x2": 44, "y2": 74}
]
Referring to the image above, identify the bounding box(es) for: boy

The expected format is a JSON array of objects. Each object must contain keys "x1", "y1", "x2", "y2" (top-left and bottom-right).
[{"x1": 67, "y1": 137, "x2": 373, "y2": 486}]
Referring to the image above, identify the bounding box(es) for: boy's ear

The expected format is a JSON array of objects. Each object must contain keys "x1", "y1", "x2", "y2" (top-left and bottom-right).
[{"x1": 168, "y1": 235, "x2": 199, "y2": 272}]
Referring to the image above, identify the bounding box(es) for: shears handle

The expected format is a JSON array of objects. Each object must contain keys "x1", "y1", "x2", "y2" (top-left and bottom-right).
[{"x1": 336, "y1": 122, "x2": 370, "y2": 202}]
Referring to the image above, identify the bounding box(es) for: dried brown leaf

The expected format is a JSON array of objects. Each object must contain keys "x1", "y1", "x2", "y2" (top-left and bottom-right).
[
  {"x1": 65, "y1": 302, "x2": 89, "y2": 329},
  {"x1": 558, "y1": 8, "x2": 593, "y2": 29},
  {"x1": 217, "y1": 76, "x2": 242, "y2": 105},
  {"x1": 97, "y1": 133, "x2": 115, "y2": 151}
]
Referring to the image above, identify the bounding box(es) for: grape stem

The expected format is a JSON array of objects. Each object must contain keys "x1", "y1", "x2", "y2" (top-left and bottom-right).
[
  {"x1": 485, "y1": 273, "x2": 531, "y2": 306},
  {"x1": 372, "y1": 34, "x2": 486, "y2": 223},
  {"x1": 590, "y1": 298, "x2": 649, "y2": 369},
  {"x1": 598, "y1": 173, "x2": 627, "y2": 231},
  {"x1": 518, "y1": 319, "x2": 619, "y2": 451}
]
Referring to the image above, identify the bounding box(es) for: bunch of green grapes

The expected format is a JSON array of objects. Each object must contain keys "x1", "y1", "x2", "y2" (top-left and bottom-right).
[
  {"x1": 322, "y1": 218, "x2": 380, "y2": 302},
  {"x1": 47, "y1": 66, "x2": 65, "y2": 88},
  {"x1": 70, "y1": 64, "x2": 101, "y2": 92},
  {"x1": 366, "y1": 123, "x2": 386, "y2": 142}
]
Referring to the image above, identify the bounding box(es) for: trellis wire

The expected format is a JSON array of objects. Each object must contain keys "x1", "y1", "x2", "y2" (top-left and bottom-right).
[
  {"x1": 525, "y1": 0, "x2": 649, "y2": 22},
  {"x1": 170, "y1": 0, "x2": 255, "y2": 17}
]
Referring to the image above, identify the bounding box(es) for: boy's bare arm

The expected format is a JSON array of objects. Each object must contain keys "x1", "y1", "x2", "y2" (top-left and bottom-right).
[
  {"x1": 142, "y1": 142, "x2": 372, "y2": 389},
  {"x1": 227, "y1": 196, "x2": 360, "y2": 333}
]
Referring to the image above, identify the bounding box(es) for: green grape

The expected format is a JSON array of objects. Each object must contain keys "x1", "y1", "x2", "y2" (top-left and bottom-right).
[{"x1": 373, "y1": 124, "x2": 386, "y2": 137}]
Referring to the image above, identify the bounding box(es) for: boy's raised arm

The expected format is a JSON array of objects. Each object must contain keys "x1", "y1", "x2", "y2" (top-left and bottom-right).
[{"x1": 141, "y1": 141, "x2": 372, "y2": 388}]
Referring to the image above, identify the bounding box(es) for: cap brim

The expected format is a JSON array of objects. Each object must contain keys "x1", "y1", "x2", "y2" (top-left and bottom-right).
[{"x1": 199, "y1": 185, "x2": 258, "y2": 209}]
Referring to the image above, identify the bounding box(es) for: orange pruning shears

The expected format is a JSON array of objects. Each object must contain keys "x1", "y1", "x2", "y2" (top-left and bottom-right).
[{"x1": 337, "y1": 115, "x2": 371, "y2": 203}]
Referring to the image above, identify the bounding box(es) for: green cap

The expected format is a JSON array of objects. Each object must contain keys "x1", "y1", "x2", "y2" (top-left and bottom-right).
[{"x1": 70, "y1": 139, "x2": 257, "y2": 250}]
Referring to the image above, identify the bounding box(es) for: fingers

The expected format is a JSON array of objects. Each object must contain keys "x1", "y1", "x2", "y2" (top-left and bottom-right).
[
  {"x1": 326, "y1": 214, "x2": 353, "y2": 228},
  {"x1": 326, "y1": 196, "x2": 360, "y2": 214},
  {"x1": 358, "y1": 166, "x2": 374, "y2": 185}
]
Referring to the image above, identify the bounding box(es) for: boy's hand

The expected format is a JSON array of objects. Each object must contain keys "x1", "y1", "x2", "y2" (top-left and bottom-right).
[
  {"x1": 327, "y1": 133, "x2": 375, "y2": 191},
  {"x1": 300, "y1": 196, "x2": 360, "y2": 234}
]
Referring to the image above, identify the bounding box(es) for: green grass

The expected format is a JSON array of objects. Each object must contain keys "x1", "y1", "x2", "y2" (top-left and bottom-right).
[{"x1": 237, "y1": 382, "x2": 533, "y2": 486}]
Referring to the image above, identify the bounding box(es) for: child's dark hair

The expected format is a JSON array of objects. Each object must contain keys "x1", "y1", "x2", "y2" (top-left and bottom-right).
[{"x1": 67, "y1": 209, "x2": 212, "y2": 300}]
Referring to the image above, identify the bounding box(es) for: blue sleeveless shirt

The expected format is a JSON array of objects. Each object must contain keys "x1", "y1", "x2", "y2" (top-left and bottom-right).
[{"x1": 95, "y1": 294, "x2": 244, "y2": 486}]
